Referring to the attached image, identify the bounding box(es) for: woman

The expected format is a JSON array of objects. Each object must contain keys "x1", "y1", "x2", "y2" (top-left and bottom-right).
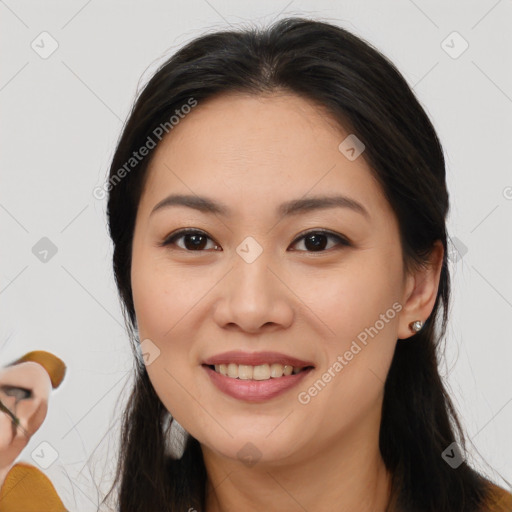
[
  {"x1": 100, "y1": 16, "x2": 512, "y2": 512},
  {"x1": 1, "y1": 16, "x2": 509, "y2": 512}
]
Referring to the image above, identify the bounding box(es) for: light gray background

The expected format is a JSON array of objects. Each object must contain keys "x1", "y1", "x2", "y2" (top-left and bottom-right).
[{"x1": 1, "y1": 1, "x2": 511, "y2": 510}]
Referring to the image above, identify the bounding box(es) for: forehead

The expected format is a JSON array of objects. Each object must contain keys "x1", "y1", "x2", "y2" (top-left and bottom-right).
[{"x1": 139, "y1": 92, "x2": 392, "y2": 222}]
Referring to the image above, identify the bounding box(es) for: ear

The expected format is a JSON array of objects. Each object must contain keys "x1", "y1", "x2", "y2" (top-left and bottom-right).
[{"x1": 397, "y1": 240, "x2": 444, "y2": 340}]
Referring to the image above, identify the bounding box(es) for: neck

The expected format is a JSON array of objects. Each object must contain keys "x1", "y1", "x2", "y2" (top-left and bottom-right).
[{"x1": 201, "y1": 408, "x2": 393, "y2": 512}]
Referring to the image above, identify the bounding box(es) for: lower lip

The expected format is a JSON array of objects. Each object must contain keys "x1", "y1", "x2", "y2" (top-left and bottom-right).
[{"x1": 202, "y1": 365, "x2": 314, "y2": 402}]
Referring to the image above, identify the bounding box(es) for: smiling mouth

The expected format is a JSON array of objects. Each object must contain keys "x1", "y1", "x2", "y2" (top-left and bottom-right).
[{"x1": 204, "y1": 363, "x2": 314, "y2": 380}]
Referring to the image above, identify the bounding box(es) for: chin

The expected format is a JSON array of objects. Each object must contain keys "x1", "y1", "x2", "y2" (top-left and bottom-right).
[{"x1": 197, "y1": 425, "x2": 306, "y2": 467}]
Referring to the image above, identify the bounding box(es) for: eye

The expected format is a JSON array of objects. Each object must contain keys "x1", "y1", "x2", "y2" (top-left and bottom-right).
[
  {"x1": 289, "y1": 229, "x2": 351, "y2": 252},
  {"x1": 160, "y1": 229, "x2": 220, "y2": 251},
  {"x1": 160, "y1": 228, "x2": 351, "y2": 253}
]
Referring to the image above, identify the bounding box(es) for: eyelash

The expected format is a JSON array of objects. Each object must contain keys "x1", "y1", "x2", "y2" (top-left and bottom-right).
[{"x1": 159, "y1": 228, "x2": 352, "y2": 253}]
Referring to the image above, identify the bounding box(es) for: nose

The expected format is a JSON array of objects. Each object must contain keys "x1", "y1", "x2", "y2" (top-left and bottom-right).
[{"x1": 212, "y1": 249, "x2": 294, "y2": 334}]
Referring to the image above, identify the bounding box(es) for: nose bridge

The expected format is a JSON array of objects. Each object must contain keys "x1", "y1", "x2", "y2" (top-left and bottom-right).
[
  {"x1": 214, "y1": 236, "x2": 293, "y2": 331},
  {"x1": 232, "y1": 238, "x2": 277, "y2": 301}
]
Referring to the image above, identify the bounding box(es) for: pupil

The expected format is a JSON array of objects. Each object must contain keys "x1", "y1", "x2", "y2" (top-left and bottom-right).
[
  {"x1": 186, "y1": 234, "x2": 206, "y2": 250},
  {"x1": 305, "y1": 233, "x2": 327, "y2": 251}
]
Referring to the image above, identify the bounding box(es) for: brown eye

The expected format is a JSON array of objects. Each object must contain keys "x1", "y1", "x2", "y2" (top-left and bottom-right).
[
  {"x1": 161, "y1": 229, "x2": 220, "y2": 251},
  {"x1": 160, "y1": 228, "x2": 351, "y2": 253},
  {"x1": 290, "y1": 230, "x2": 351, "y2": 252}
]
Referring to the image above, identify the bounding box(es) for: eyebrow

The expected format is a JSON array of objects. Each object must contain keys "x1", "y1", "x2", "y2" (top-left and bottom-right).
[{"x1": 150, "y1": 193, "x2": 370, "y2": 220}]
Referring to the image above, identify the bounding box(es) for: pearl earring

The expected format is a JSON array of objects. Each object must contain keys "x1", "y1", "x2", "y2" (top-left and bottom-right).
[{"x1": 409, "y1": 320, "x2": 423, "y2": 333}]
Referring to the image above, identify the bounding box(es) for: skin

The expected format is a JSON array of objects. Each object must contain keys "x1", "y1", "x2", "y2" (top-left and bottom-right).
[{"x1": 131, "y1": 92, "x2": 444, "y2": 512}]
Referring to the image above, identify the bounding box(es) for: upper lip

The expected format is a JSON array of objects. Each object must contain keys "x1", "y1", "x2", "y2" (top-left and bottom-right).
[{"x1": 202, "y1": 351, "x2": 314, "y2": 368}]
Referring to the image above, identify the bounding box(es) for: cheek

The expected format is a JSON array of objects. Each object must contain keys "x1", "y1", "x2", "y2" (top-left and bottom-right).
[
  {"x1": 131, "y1": 252, "x2": 199, "y2": 340},
  {"x1": 131, "y1": 258, "x2": 203, "y2": 419},
  {"x1": 298, "y1": 252, "x2": 402, "y2": 407},
  {"x1": 131, "y1": 253, "x2": 209, "y2": 400},
  {"x1": 300, "y1": 256, "x2": 402, "y2": 344}
]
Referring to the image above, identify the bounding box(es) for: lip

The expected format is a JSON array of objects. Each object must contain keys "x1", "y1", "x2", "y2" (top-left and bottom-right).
[
  {"x1": 203, "y1": 365, "x2": 314, "y2": 402},
  {"x1": 202, "y1": 350, "x2": 314, "y2": 367}
]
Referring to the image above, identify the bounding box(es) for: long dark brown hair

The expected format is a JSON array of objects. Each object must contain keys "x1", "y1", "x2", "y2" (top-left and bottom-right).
[{"x1": 102, "y1": 17, "x2": 498, "y2": 511}]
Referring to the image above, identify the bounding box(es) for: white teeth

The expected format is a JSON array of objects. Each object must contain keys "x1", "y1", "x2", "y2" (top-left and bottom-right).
[
  {"x1": 212, "y1": 363, "x2": 307, "y2": 380},
  {"x1": 227, "y1": 363, "x2": 238, "y2": 378},
  {"x1": 253, "y1": 364, "x2": 270, "y2": 380},
  {"x1": 283, "y1": 365, "x2": 294, "y2": 376},
  {"x1": 270, "y1": 363, "x2": 284, "y2": 378},
  {"x1": 238, "y1": 364, "x2": 253, "y2": 380}
]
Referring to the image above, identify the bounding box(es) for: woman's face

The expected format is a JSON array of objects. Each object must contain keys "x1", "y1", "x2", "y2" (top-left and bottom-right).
[{"x1": 130, "y1": 92, "x2": 427, "y2": 465}]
